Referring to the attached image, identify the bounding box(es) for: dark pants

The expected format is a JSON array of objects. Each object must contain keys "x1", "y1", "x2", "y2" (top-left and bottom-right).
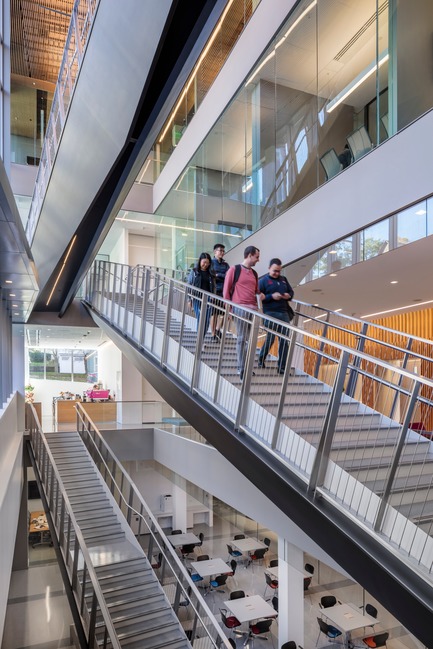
[
  {"x1": 258, "y1": 311, "x2": 291, "y2": 372},
  {"x1": 193, "y1": 300, "x2": 211, "y2": 333}
]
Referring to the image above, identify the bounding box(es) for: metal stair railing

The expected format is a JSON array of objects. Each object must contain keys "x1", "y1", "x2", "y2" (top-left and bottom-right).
[
  {"x1": 74, "y1": 402, "x2": 232, "y2": 649},
  {"x1": 83, "y1": 261, "x2": 433, "y2": 585},
  {"x1": 26, "y1": 404, "x2": 123, "y2": 649}
]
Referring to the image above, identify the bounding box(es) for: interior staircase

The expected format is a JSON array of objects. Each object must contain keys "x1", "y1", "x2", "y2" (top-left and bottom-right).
[{"x1": 40, "y1": 430, "x2": 191, "y2": 649}]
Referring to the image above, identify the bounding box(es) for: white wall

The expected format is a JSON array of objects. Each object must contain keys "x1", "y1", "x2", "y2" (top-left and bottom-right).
[
  {"x1": 29, "y1": 377, "x2": 94, "y2": 425},
  {"x1": 128, "y1": 233, "x2": 155, "y2": 267},
  {"x1": 97, "y1": 341, "x2": 122, "y2": 398},
  {"x1": 0, "y1": 395, "x2": 22, "y2": 642}
]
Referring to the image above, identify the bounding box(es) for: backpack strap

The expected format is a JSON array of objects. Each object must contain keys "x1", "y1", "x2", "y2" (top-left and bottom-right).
[{"x1": 229, "y1": 264, "x2": 258, "y2": 298}]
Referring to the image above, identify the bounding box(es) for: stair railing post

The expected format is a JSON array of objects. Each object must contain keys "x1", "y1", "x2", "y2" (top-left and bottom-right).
[
  {"x1": 374, "y1": 380, "x2": 421, "y2": 532},
  {"x1": 176, "y1": 288, "x2": 190, "y2": 375},
  {"x1": 139, "y1": 267, "x2": 150, "y2": 349},
  {"x1": 213, "y1": 303, "x2": 231, "y2": 403},
  {"x1": 122, "y1": 266, "x2": 132, "y2": 335},
  {"x1": 235, "y1": 312, "x2": 260, "y2": 431},
  {"x1": 110, "y1": 263, "x2": 117, "y2": 324},
  {"x1": 131, "y1": 266, "x2": 141, "y2": 341},
  {"x1": 191, "y1": 292, "x2": 209, "y2": 392},
  {"x1": 309, "y1": 350, "x2": 350, "y2": 493},
  {"x1": 313, "y1": 312, "x2": 331, "y2": 378},
  {"x1": 389, "y1": 337, "x2": 414, "y2": 420},
  {"x1": 345, "y1": 322, "x2": 368, "y2": 398},
  {"x1": 150, "y1": 272, "x2": 162, "y2": 355},
  {"x1": 161, "y1": 278, "x2": 174, "y2": 367},
  {"x1": 270, "y1": 325, "x2": 298, "y2": 450}
]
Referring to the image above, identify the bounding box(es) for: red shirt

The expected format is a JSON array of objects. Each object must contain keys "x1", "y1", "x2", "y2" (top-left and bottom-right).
[{"x1": 223, "y1": 265, "x2": 258, "y2": 309}]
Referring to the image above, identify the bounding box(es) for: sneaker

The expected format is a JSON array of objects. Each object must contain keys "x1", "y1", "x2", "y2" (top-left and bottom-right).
[
  {"x1": 239, "y1": 370, "x2": 255, "y2": 380},
  {"x1": 215, "y1": 330, "x2": 222, "y2": 340},
  {"x1": 258, "y1": 360, "x2": 266, "y2": 369},
  {"x1": 212, "y1": 334, "x2": 220, "y2": 342},
  {"x1": 277, "y1": 368, "x2": 285, "y2": 375}
]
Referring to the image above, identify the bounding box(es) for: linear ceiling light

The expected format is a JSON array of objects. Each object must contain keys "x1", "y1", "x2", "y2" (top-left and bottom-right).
[
  {"x1": 326, "y1": 50, "x2": 389, "y2": 113},
  {"x1": 362, "y1": 298, "x2": 433, "y2": 319},
  {"x1": 114, "y1": 216, "x2": 242, "y2": 238},
  {"x1": 246, "y1": 0, "x2": 317, "y2": 86},
  {"x1": 158, "y1": 0, "x2": 236, "y2": 144},
  {"x1": 46, "y1": 235, "x2": 77, "y2": 306}
]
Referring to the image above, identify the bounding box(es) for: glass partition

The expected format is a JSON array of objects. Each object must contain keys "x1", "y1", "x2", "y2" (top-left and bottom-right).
[{"x1": 155, "y1": 0, "x2": 433, "y2": 269}]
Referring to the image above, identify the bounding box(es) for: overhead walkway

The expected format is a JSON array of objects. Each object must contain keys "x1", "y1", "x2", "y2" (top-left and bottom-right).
[
  {"x1": 27, "y1": 414, "x2": 229, "y2": 649},
  {"x1": 83, "y1": 261, "x2": 433, "y2": 645}
]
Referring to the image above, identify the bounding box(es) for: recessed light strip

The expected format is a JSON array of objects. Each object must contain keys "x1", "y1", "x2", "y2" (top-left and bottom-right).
[
  {"x1": 114, "y1": 216, "x2": 242, "y2": 238},
  {"x1": 327, "y1": 51, "x2": 389, "y2": 113},
  {"x1": 46, "y1": 235, "x2": 77, "y2": 307}
]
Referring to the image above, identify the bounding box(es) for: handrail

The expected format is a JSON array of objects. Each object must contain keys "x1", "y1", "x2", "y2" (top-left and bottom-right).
[
  {"x1": 84, "y1": 260, "x2": 433, "y2": 586},
  {"x1": 75, "y1": 402, "x2": 231, "y2": 649},
  {"x1": 26, "y1": 403, "x2": 122, "y2": 649}
]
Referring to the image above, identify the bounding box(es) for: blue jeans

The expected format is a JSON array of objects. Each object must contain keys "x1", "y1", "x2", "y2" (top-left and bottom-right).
[
  {"x1": 233, "y1": 307, "x2": 253, "y2": 373},
  {"x1": 193, "y1": 300, "x2": 211, "y2": 333},
  {"x1": 258, "y1": 311, "x2": 291, "y2": 372}
]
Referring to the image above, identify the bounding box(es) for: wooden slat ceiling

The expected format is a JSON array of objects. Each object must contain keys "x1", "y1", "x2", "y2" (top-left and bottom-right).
[{"x1": 11, "y1": 0, "x2": 74, "y2": 83}]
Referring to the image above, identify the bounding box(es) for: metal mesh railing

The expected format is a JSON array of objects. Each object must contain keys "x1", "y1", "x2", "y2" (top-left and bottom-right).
[{"x1": 84, "y1": 261, "x2": 433, "y2": 584}]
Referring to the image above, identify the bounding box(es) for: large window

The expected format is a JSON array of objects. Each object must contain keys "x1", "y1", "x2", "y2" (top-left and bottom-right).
[{"x1": 28, "y1": 348, "x2": 97, "y2": 383}]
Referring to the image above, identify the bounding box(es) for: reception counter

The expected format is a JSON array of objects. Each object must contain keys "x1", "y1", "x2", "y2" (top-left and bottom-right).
[{"x1": 54, "y1": 398, "x2": 116, "y2": 424}]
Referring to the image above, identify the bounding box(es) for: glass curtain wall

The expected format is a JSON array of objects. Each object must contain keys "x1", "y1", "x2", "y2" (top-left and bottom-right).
[{"x1": 155, "y1": 0, "x2": 433, "y2": 273}]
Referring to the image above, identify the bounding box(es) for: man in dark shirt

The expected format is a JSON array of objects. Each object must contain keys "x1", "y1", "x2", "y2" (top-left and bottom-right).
[
  {"x1": 210, "y1": 243, "x2": 230, "y2": 341},
  {"x1": 258, "y1": 258, "x2": 294, "y2": 374}
]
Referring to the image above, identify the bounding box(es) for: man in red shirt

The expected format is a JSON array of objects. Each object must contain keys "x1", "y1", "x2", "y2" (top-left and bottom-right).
[{"x1": 223, "y1": 246, "x2": 263, "y2": 379}]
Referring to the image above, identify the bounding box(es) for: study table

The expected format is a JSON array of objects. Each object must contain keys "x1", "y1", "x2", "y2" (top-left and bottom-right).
[
  {"x1": 320, "y1": 602, "x2": 378, "y2": 647},
  {"x1": 190, "y1": 558, "x2": 231, "y2": 578},
  {"x1": 29, "y1": 510, "x2": 51, "y2": 548},
  {"x1": 224, "y1": 594, "x2": 276, "y2": 624},
  {"x1": 166, "y1": 532, "x2": 200, "y2": 547},
  {"x1": 231, "y1": 537, "x2": 267, "y2": 554}
]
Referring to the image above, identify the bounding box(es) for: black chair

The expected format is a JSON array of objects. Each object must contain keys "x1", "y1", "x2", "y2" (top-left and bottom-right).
[
  {"x1": 361, "y1": 603, "x2": 378, "y2": 633},
  {"x1": 304, "y1": 563, "x2": 314, "y2": 575},
  {"x1": 303, "y1": 576, "x2": 312, "y2": 592},
  {"x1": 281, "y1": 643, "x2": 296, "y2": 649},
  {"x1": 269, "y1": 559, "x2": 278, "y2": 568},
  {"x1": 180, "y1": 543, "x2": 196, "y2": 558},
  {"x1": 263, "y1": 537, "x2": 271, "y2": 549},
  {"x1": 272, "y1": 596, "x2": 278, "y2": 612},
  {"x1": 264, "y1": 572, "x2": 278, "y2": 599},
  {"x1": 195, "y1": 531, "x2": 204, "y2": 551},
  {"x1": 227, "y1": 543, "x2": 242, "y2": 560},
  {"x1": 320, "y1": 595, "x2": 338, "y2": 609},
  {"x1": 151, "y1": 552, "x2": 162, "y2": 570},
  {"x1": 249, "y1": 547, "x2": 268, "y2": 567},
  {"x1": 316, "y1": 617, "x2": 342, "y2": 644},
  {"x1": 220, "y1": 608, "x2": 242, "y2": 635},
  {"x1": 230, "y1": 589, "x2": 245, "y2": 600},
  {"x1": 197, "y1": 554, "x2": 209, "y2": 561},
  {"x1": 171, "y1": 529, "x2": 182, "y2": 534},
  {"x1": 362, "y1": 632, "x2": 389, "y2": 648},
  {"x1": 234, "y1": 534, "x2": 245, "y2": 540},
  {"x1": 249, "y1": 619, "x2": 273, "y2": 642},
  {"x1": 228, "y1": 640, "x2": 236, "y2": 649},
  {"x1": 209, "y1": 573, "x2": 229, "y2": 593}
]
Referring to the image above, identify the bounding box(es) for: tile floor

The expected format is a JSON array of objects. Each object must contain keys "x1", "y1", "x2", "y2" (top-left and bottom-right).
[{"x1": 2, "y1": 494, "x2": 424, "y2": 649}]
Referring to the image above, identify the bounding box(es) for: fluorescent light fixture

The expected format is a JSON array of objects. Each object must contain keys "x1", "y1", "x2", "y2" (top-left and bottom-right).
[
  {"x1": 415, "y1": 209, "x2": 427, "y2": 215},
  {"x1": 335, "y1": 308, "x2": 342, "y2": 312},
  {"x1": 326, "y1": 51, "x2": 389, "y2": 113},
  {"x1": 9, "y1": 293, "x2": 16, "y2": 297},
  {"x1": 46, "y1": 235, "x2": 77, "y2": 306},
  {"x1": 362, "y1": 298, "x2": 433, "y2": 319},
  {"x1": 114, "y1": 216, "x2": 242, "y2": 239},
  {"x1": 390, "y1": 280, "x2": 398, "y2": 284},
  {"x1": 329, "y1": 250, "x2": 337, "y2": 254},
  {"x1": 246, "y1": 0, "x2": 317, "y2": 86},
  {"x1": 330, "y1": 273, "x2": 338, "y2": 277},
  {"x1": 5, "y1": 280, "x2": 12, "y2": 284}
]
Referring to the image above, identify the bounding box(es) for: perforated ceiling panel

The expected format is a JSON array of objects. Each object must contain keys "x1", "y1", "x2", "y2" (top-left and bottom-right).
[{"x1": 10, "y1": 0, "x2": 74, "y2": 83}]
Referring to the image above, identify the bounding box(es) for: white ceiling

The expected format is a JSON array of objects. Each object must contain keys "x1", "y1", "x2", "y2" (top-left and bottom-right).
[
  {"x1": 291, "y1": 235, "x2": 433, "y2": 319},
  {"x1": 25, "y1": 324, "x2": 109, "y2": 349}
]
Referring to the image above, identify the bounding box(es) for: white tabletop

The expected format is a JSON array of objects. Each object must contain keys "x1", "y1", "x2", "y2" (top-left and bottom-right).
[
  {"x1": 265, "y1": 566, "x2": 278, "y2": 579},
  {"x1": 231, "y1": 537, "x2": 267, "y2": 553},
  {"x1": 191, "y1": 558, "x2": 231, "y2": 578},
  {"x1": 166, "y1": 532, "x2": 200, "y2": 547},
  {"x1": 224, "y1": 595, "x2": 277, "y2": 623},
  {"x1": 321, "y1": 603, "x2": 378, "y2": 633}
]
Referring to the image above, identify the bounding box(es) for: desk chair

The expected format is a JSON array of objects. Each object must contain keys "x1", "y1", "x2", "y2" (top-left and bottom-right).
[
  {"x1": 264, "y1": 572, "x2": 278, "y2": 600},
  {"x1": 171, "y1": 529, "x2": 183, "y2": 534},
  {"x1": 316, "y1": 617, "x2": 342, "y2": 645},
  {"x1": 347, "y1": 125, "x2": 373, "y2": 161},
  {"x1": 227, "y1": 543, "x2": 243, "y2": 561},
  {"x1": 195, "y1": 532, "x2": 205, "y2": 554},
  {"x1": 360, "y1": 603, "x2": 378, "y2": 633},
  {"x1": 319, "y1": 595, "x2": 338, "y2": 609},
  {"x1": 180, "y1": 543, "x2": 196, "y2": 559},
  {"x1": 249, "y1": 547, "x2": 268, "y2": 567},
  {"x1": 304, "y1": 563, "x2": 314, "y2": 575},
  {"x1": 209, "y1": 573, "x2": 229, "y2": 594},
  {"x1": 197, "y1": 554, "x2": 210, "y2": 561},
  {"x1": 234, "y1": 534, "x2": 245, "y2": 540},
  {"x1": 362, "y1": 632, "x2": 389, "y2": 648},
  {"x1": 269, "y1": 559, "x2": 278, "y2": 568},
  {"x1": 320, "y1": 148, "x2": 343, "y2": 180},
  {"x1": 281, "y1": 642, "x2": 304, "y2": 649},
  {"x1": 220, "y1": 608, "x2": 242, "y2": 637},
  {"x1": 187, "y1": 567, "x2": 203, "y2": 585},
  {"x1": 263, "y1": 537, "x2": 271, "y2": 550},
  {"x1": 230, "y1": 590, "x2": 245, "y2": 600},
  {"x1": 248, "y1": 618, "x2": 273, "y2": 644}
]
